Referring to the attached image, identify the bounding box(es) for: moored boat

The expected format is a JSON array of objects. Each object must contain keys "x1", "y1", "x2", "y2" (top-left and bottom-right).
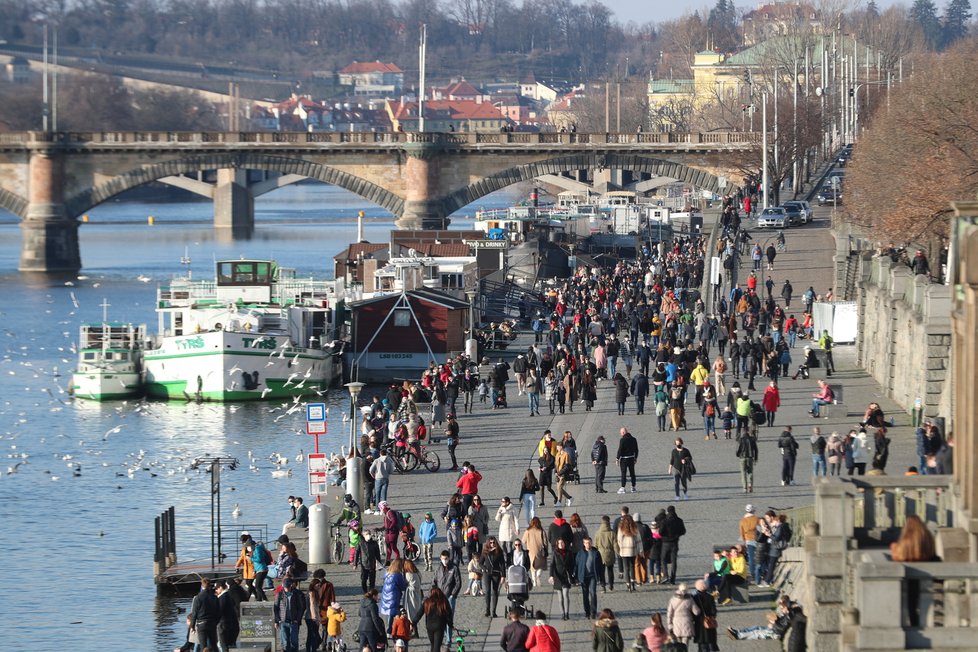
[
  {"x1": 142, "y1": 259, "x2": 343, "y2": 401},
  {"x1": 72, "y1": 319, "x2": 145, "y2": 401}
]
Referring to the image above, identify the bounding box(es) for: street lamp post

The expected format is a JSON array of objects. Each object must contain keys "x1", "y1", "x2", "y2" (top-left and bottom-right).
[
  {"x1": 465, "y1": 289, "x2": 478, "y2": 361},
  {"x1": 190, "y1": 455, "x2": 239, "y2": 568},
  {"x1": 345, "y1": 381, "x2": 366, "y2": 509}
]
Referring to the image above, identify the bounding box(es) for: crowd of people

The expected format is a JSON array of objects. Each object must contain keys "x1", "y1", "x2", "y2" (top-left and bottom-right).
[{"x1": 180, "y1": 179, "x2": 956, "y2": 652}]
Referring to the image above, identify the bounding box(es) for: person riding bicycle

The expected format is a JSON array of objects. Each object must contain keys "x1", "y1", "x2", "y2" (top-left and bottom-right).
[
  {"x1": 347, "y1": 519, "x2": 362, "y2": 565},
  {"x1": 334, "y1": 493, "x2": 362, "y2": 527}
]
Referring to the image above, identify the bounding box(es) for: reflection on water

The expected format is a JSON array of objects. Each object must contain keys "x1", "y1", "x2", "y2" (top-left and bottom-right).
[{"x1": 0, "y1": 181, "x2": 522, "y2": 650}]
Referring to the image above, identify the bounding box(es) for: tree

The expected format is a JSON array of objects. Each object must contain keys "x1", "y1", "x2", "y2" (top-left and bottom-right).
[
  {"x1": 845, "y1": 37, "x2": 978, "y2": 246},
  {"x1": 707, "y1": 0, "x2": 739, "y2": 53},
  {"x1": 910, "y1": 0, "x2": 942, "y2": 49},
  {"x1": 941, "y1": 0, "x2": 972, "y2": 50}
]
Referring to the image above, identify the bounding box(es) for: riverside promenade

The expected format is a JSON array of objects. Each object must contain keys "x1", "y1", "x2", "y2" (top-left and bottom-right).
[{"x1": 284, "y1": 204, "x2": 919, "y2": 651}]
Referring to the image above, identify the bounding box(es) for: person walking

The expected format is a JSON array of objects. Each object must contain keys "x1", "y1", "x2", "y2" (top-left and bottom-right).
[
  {"x1": 357, "y1": 589, "x2": 386, "y2": 652},
  {"x1": 538, "y1": 448, "x2": 559, "y2": 507},
  {"x1": 631, "y1": 369, "x2": 650, "y2": 415},
  {"x1": 711, "y1": 354, "x2": 727, "y2": 396},
  {"x1": 355, "y1": 530, "x2": 383, "y2": 592},
  {"x1": 594, "y1": 515, "x2": 618, "y2": 593},
  {"x1": 826, "y1": 432, "x2": 845, "y2": 476},
  {"x1": 525, "y1": 610, "x2": 561, "y2": 652},
  {"x1": 778, "y1": 426, "x2": 799, "y2": 486},
  {"x1": 614, "y1": 372, "x2": 630, "y2": 416},
  {"x1": 500, "y1": 609, "x2": 531, "y2": 652},
  {"x1": 780, "y1": 280, "x2": 793, "y2": 307},
  {"x1": 189, "y1": 579, "x2": 220, "y2": 652},
  {"x1": 592, "y1": 608, "x2": 625, "y2": 652},
  {"x1": 480, "y1": 537, "x2": 506, "y2": 618},
  {"x1": 762, "y1": 381, "x2": 780, "y2": 427},
  {"x1": 445, "y1": 414, "x2": 460, "y2": 471},
  {"x1": 666, "y1": 584, "x2": 701, "y2": 645},
  {"x1": 526, "y1": 368, "x2": 542, "y2": 416},
  {"x1": 668, "y1": 438, "x2": 694, "y2": 500},
  {"x1": 431, "y1": 549, "x2": 461, "y2": 642},
  {"x1": 417, "y1": 587, "x2": 453, "y2": 652},
  {"x1": 736, "y1": 429, "x2": 758, "y2": 494},
  {"x1": 818, "y1": 330, "x2": 835, "y2": 375},
  {"x1": 811, "y1": 427, "x2": 827, "y2": 478},
  {"x1": 693, "y1": 579, "x2": 720, "y2": 651},
  {"x1": 549, "y1": 538, "x2": 575, "y2": 620},
  {"x1": 369, "y1": 449, "x2": 395, "y2": 508},
  {"x1": 554, "y1": 443, "x2": 575, "y2": 508},
  {"x1": 522, "y1": 518, "x2": 548, "y2": 588},
  {"x1": 616, "y1": 428, "x2": 639, "y2": 494},
  {"x1": 592, "y1": 435, "x2": 609, "y2": 493},
  {"x1": 616, "y1": 514, "x2": 639, "y2": 592},
  {"x1": 659, "y1": 506, "x2": 686, "y2": 585},
  {"x1": 496, "y1": 497, "x2": 520, "y2": 558},
  {"x1": 274, "y1": 578, "x2": 307, "y2": 652},
  {"x1": 576, "y1": 537, "x2": 601, "y2": 619}
]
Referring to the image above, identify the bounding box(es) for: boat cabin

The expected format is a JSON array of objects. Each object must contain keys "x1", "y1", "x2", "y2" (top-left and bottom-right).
[{"x1": 215, "y1": 260, "x2": 277, "y2": 303}]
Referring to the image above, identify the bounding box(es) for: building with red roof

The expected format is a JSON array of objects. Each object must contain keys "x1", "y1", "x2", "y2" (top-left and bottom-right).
[{"x1": 385, "y1": 99, "x2": 508, "y2": 133}]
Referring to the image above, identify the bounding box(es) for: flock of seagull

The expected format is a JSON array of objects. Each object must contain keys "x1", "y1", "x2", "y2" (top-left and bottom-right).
[{"x1": 0, "y1": 290, "x2": 353, "y2": 514}]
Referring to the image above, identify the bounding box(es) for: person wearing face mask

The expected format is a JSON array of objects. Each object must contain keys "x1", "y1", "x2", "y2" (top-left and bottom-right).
[
  {"x1": 432, "y1": 549, "x2": 462, "y2": 643},
  {"x1": 355, "y1": 529, "x2": 383, "y2": 593}
]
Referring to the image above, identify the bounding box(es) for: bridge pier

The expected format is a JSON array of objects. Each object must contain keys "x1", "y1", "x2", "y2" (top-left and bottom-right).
[
  {"x1": 19, "y1": 147, "x2": 80, "y2": 273},
  {"x1": 213, "y1": 169, "x2": 255, "y2": 234},
  {"x1": 397, "y1": 142, "x2": 450, "y2": 230}
]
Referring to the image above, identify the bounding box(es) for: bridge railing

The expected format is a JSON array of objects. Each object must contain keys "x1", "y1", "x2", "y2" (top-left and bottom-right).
[{"x1": 8, "y1": 131, "x2": 762, "y2": 147}]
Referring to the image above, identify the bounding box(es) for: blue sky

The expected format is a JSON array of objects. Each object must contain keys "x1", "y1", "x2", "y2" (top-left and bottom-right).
[{"x1": 607, "y1": 0, "x2": 905, "y2": 24}]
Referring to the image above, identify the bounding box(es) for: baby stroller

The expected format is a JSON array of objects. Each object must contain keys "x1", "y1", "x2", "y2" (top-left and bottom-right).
[
  {"x1": 506, "y1": 563, "x2": 530, "y2": 617},
  {"x1": 495, "y1": 385, "x2": 508, "y2": 408}
]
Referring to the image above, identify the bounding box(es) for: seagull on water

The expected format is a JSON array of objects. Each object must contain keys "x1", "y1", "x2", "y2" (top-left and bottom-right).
[
  {"x1": 231, "y1": 503, "x2": 242, "y2": 518},
  {"x1": 103, "y1": 425, "x2": 124, "y2": 441}
]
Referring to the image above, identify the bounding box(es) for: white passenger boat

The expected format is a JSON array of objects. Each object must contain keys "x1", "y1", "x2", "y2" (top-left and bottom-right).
[
  {"x1": 72, "y1": 312, "x2": 145, "y2": 401},
  {"x1": 143, "y1": 260, "x2": 343, "y2": 401}
]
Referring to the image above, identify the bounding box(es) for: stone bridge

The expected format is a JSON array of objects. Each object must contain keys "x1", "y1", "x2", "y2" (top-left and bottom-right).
[{"x1": 0, "y1": 130, "x2": 759, "y2": 272}]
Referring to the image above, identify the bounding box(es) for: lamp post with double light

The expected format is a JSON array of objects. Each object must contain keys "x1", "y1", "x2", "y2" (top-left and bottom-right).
[{"x1": 344, "y1": 381, "x2": 366, "y2": 510}]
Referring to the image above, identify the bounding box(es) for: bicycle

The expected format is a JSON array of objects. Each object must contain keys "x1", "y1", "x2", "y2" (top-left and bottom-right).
[
  {"x1": 453, "y1": 628, "x2": 478, "y2": 652},
  {"x1": 330, "y1": 524, "x2": 346, "y2": 564}
]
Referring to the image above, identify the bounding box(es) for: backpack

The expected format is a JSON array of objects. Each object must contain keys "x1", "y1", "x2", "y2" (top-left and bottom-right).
[
  {"x1": 705, "y1": 402, "x2": 716, "y2": 417},
  {"x1": 257, "y1": 543, "x2": 273, "y2": 566},
  {"x1": 392, "y1": 511, "x2": 405, "y2": 533},
  {"x1": 292, "y1": 556, "x2": 308, "y2": 576}
]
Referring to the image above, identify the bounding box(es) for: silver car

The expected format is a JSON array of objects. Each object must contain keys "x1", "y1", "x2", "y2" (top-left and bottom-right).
[{"x1": 757, "y1": 207, "x2": 787, "y2": 229}]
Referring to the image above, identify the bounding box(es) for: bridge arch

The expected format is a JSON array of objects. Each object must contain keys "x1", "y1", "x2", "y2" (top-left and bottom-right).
[
  {"x1": 443, "y1": 153, "x2": 728, "y2": 214},
  {"x1": 64, "y1": 153, "x2": 404, "y2": 218}
]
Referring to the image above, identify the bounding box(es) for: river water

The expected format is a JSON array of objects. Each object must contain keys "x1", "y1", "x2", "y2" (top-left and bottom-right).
[{"x1": 0, "y1": 182, "x2": 519, "y2": 650}]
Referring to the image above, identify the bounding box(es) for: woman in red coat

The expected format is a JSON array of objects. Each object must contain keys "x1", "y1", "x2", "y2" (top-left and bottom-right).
[
  {"x1": 762, "y1": 380, "x2": 781, "y2": 428},
  {"x1": 525, "y1": 610, "x2": 561, "y2": 651}
]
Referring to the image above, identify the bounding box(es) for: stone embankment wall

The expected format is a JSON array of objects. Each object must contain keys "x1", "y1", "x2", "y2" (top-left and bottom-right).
[{"x1": 855, "y1": 255, "x2": 951, "y2": 418}]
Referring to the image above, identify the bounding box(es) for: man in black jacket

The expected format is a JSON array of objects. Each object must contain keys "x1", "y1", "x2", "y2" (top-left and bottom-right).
[
  {"x1": 499, "y1": 608, "x2": 531, "y2": 651},
  {"x1": 274, "y1": 578, "x2": 307, "y2": 652},
  {"x1": 216, "y1": 580, "x2": 240, "y2": 652},
  {"x1": 188, "y1": 579, "x2": 220, "y2": 652},
  {"x1": 737, "y1": 430, "x2": 759, "y2": 493},
  {"x1": 630, "y1": 370, "x2": 650, "y2": 414},
  {"x1": 591, "y1": 436, "x2": 608, "y2": 493},
  {"x1": 778, "y1": 426, "x2": 799, "y2": 486},
  {"x1": 615, "y1": 428, "x2": 639, "y2": 494},
  {"x1": 433, "y1": 549, "x2": 462, "y2": 644},
  {"x1": 547, "y1": 509, "x2": 574, "y2": 550},
  {"x1": 659, "y1": 506, "x2": 686, "y2": 584},
  {"x1": 355, "y1": 530, "x2": 383, "y2": 592}
]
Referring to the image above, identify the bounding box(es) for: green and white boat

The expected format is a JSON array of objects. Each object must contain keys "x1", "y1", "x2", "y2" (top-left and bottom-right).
[
  {"x1": 72, "y1": 318, "x2": 146, "y2": 401},
  {"x1": 143, "y1": 260, "x2": 343, "y2": 401}
]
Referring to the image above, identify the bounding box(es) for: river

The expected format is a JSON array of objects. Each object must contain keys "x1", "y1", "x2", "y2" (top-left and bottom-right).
[{"x1": 0, "y1": 182, "x2": 521, "y2": 650}]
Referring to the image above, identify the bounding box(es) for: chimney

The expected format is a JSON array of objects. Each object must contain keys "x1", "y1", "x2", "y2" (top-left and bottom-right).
[{"x1": 357, "y1": 210, "x2": 365, "y2": 242}]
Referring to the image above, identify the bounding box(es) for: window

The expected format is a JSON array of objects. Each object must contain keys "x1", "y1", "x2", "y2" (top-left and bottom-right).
[
  {"x1": 440, "y1": 273, "x2": 462, "y2": 288},
  {"x1": 394, "y1": 309, "x2": 411, "y2": 327}
]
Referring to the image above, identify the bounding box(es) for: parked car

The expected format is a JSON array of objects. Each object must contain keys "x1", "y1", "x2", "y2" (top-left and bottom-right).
[
  {"x1": 816, "y1": 188, "x2": 842, "y2": 206},
  {"x1": 780, "y1": 203, "x2": 804, "y2": 226},
  {"x1": 757, "y1": 207, "x2": 787, "y2": 228},
  {"x1": 782, "y1": 200, "x2": 813, "y2": 224}
]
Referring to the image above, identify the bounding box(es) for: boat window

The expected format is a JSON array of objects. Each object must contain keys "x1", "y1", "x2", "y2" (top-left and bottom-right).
[
  {"x1": 217, "y1": 261, "x2": 272, "y2": 286},
  {"x1": 83, "y1": 352, "x2": 95, "y2": 361},
  {"x1": 104, "y1": 352, "x2": 114, "y2": 360},
  {"x1": 118, "y1": 352, "x2": 129, "y2": 360},
  {"x1": 394, "y1": 309, "x2": 411, "y2": 327}
]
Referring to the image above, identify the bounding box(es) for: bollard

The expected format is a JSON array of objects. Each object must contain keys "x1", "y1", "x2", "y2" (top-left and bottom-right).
[
  {"x1": 148, "y1": 215, "x2": 155, "y2": 225},
  {"x1": 345, "y1": 453, "x2": 366, "y2": 517},
  {"x1": 308, "y1": 503, "x2": 332, "y2": 564},
  {"x1": 82, "y1": 214, "x2": 89, "y2": 223}
]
